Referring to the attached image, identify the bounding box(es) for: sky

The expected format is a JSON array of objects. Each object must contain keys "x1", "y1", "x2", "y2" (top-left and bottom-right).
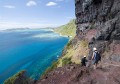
[{"x1": 0, "y1": 0, "x2": 75, "y2": 30}]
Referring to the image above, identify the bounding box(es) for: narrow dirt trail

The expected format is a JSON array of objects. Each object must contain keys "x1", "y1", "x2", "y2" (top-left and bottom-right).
[{"x1": 37, "y1": 59, "x2": 120, "y2": 84}]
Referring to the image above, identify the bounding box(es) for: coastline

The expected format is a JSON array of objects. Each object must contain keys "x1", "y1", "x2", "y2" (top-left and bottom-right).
[{"x1": 52, "y1": 29, "x2": 73, "y2": 38}]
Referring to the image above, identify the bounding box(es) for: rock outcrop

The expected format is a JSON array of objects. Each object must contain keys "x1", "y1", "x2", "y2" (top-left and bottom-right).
[
  {"x1": 75, "y1": 0, "x2": 120, "y2": 40},
  {"x1": 4, "y1": 71, "x2": 36, "y2": 84}
]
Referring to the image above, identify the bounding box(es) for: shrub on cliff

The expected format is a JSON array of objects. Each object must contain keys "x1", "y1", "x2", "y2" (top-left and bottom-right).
[
  {"x1": 4, "y1": 70, "x2": 28, "y2": 84},
  {"x1": 66, "y1": 40, "x2": 73, "y2": 49},
  {"x1": 61, "y1": 57, "x2": 72, "y2": 66}
]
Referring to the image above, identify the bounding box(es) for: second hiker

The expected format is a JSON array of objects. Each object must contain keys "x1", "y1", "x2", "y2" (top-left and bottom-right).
[{"x1": 81, "y1": 55, "x2": 88, "y2": 66}]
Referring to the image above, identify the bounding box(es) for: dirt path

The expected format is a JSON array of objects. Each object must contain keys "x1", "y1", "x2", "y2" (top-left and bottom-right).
[{"x1": 37, "y1": 60, "x2": 120, "y2": 84}]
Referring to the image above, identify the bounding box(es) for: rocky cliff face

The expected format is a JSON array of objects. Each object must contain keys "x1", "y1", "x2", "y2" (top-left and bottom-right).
[
  {"x1": 75, "y1": 0, "x2": 120, "y2": 60},
  {"x1": 75, "y1": 0, "x2": 120, "y2": 40}
]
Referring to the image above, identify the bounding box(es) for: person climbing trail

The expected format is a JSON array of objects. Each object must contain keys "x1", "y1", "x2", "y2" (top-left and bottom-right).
[
  {"x1": 92, "y1": 47, "x2": 101, "y2": 69},
  {"x1": 81, "y1": 56, "x2": 88, "y2": 66}
]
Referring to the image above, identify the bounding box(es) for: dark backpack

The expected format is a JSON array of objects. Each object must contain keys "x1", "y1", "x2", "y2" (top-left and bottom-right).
[
  {"x1": 94, "y1": 52, "x2": 101, "y2": 61},
  {"x1": 81, "y1": 57, "x2": 87, "y2": 66}
]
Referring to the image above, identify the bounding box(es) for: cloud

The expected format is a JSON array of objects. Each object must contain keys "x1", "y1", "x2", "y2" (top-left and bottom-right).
[
  {"x1": 26, "y1": 1, "x2": 37, "y2": 7},
  {"x1": 46, "y1": 2, "x2": 57, "y2": 6},
  {"x1": 3, "y1": 5, "x2": 15, "y2": 9}
]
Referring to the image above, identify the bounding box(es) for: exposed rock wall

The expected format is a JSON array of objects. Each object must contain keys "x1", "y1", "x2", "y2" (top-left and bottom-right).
[
  {"x1": 75, "y1": 0, "x2": 120, "y2": 59},
  {"x1": 75, "y1": 0, "x2": 120, "y2": 40}
]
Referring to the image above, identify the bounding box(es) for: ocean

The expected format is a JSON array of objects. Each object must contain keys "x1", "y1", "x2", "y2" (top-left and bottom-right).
[{"x1": 0, "y1": 29, "x2": 69, "y2": 84}]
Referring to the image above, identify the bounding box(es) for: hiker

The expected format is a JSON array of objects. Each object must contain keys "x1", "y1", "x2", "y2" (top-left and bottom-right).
[
  {"x1": 81, "y1": 56, "x2": 88, "y2": 66},
  {"x1": 92, "y1": 47, "x2": 101, "y2": 69}
]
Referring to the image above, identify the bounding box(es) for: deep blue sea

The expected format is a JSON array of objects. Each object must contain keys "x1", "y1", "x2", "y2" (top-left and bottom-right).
[{"x1": 0, "y1": 29, "x2": 69, "y2": 84}]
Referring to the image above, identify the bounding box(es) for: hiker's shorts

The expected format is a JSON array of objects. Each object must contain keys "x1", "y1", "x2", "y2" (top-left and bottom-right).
[{"x1": 92, "y1": 59, "x2": 98, "y2": 65}]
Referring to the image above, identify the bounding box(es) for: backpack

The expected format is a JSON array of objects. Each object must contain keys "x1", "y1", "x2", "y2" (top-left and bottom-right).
[
  {"x1": 94, "y1": 51, "x2": 101, "y2": 61},
  {"x1": 81, "y1": 57, "x2": 88, "y2": 66}
]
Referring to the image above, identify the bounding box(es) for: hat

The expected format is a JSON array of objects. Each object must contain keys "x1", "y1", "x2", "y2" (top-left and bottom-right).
[
  {"x1": 84, "y1": 55, "x2": 86, "y2": 57},
  {"x1": 93, "y1": 47, "x2": 97, "y2": 51}
]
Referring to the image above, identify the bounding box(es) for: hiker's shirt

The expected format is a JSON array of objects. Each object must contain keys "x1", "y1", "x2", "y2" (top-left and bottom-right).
[{"x1": 93, "y1": 51, "x2": 97, "y2": 59}]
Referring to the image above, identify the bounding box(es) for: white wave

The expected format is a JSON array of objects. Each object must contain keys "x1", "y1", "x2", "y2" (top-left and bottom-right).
[{"x1": 32, "y1": 33, "x2": 60, "y2": 38}]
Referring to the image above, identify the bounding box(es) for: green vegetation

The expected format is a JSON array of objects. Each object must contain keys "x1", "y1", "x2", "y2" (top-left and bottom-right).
[
  {"x1": 62, "y1": 40, "x2": 89, "y2": 64},
  {"x1": 80, "y1": 40, "x2": 88, "y2": 47},
  {"x1": 61, "y1": 57, "x2": 72, "y2": 66},
  {"x1": 4, "y1": 70, "x2": 28, "y2": 84},
  {"x1": 54, "y1": 19, "x2": 76, "y2": 38},
  {"x1": 66, "y1": 40, "x2": 73, "y2": 49}
]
